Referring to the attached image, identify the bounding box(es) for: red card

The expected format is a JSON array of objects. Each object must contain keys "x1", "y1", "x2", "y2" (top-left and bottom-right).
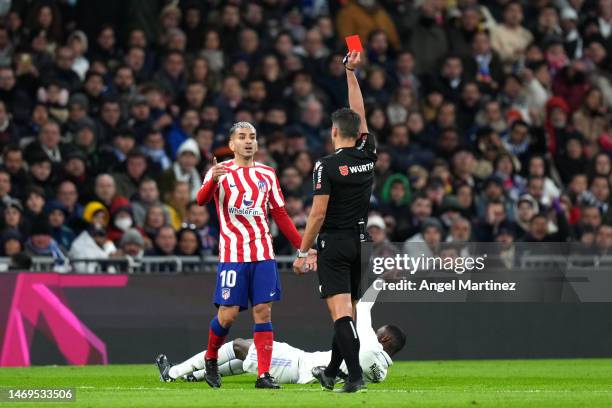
[{"x1": 345, "y1": 35, "x2": 363, "y2": 52}]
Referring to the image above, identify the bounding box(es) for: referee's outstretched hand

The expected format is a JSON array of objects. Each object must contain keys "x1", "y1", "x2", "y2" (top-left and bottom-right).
[
  {"x1": 211, "y1": 156, "x2": 228, "y2": 183},
  {"x1": 345, "y1": 50, "x2": 362, "y2": 70}
]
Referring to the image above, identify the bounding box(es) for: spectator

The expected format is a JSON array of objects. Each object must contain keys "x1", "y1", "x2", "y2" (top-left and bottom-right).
[
  {"x1": 185, "y1": 201, "x2": 218, "y2": 255},
  {"x1": 367, "y1": 213, "x2": 397, "y2": 258},
  {"x1": 117, "y1": 228, "x2": 145, "y2": 271},
  {"x1": 490, "y1": 2, "x2": 534, "y2": 69},
  {"x1": 147, "y1": 225, "x2": 177, "y2": 256},
  {"x1": 24, "y1": 215, "x2": 69, "y2": 272},
  {"x1": 142, "y1": 203, "x2": 172, "y2": 245},
  {"x1": 176, "y1": 226, "x2": 203, "y2": 257},
  {"x1": 159, "y1": 138, "x2": 201, "y2": 202},
  {"x1": 69, "y1": 224, "x2": 117, "y2": 273},
  {"x1": 406, "y1": 0, "x2": 449, "y2": 76},
  {"x1": 0, "y1": 228, "x2": 23, "y2": 257},
  {"x1": 45, "y1": 200, "x2": 75, "y2": 251},
  {"x1": 113, "y1": 148, "x2": 150, "y2": 199},
  {"x1": 336, "y1": 1, "x2": 400, "y2": 50}
]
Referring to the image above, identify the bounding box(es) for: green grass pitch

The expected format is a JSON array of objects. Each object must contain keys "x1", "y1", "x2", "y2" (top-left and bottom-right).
[{"x1": 1, "y1": 359, "x2": 612, "y2": 407}]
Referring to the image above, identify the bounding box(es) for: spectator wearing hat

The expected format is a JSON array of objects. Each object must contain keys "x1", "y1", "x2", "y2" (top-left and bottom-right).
[
  {"x1": 82, "y1": 201, "x2": 110, "y2": 228},
  {"x1": 2, "y1": 199, "x2": 28, "y2": 235},
  {"x1": 61, "y1": 149, "x2": 94, "y2": 200},
  {"x1": 107, "y1": 196, "x2": 140, "y2": 244},
  {"x1": 45, "y1": 200, "x2": 75, "y2": 250},
  {"x1": 69, "y1": 223, "x2": 117, "y2": 273},
  {"x1": 159, "y1": 138, "x2": 201, "y2": 201},
  {"x1": 0, "y1": 228, "x2": 23, "y2": 257},
  {"x1": 65, "y1": 93, "x2": 91, "y2": 136},
  {"x1": 117, "y1": 228, "x2": 145, "y2": 273},
  {"x1": 367, "y1": 213, "x2": 397, "y2": 258},
  {"x1": 403, "y1": 217, "x2": 444, "y2": 258},
  {"x1": 67, "y1": 30, "x2": 90, "y2": 80},
  {"x1": 24, "y1": 215, "x2": 69, "y2": 272}
]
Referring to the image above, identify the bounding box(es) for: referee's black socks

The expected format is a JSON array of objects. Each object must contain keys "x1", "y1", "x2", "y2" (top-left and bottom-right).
[
  {"x1": 324, "y1": 334, "x2": 342, "y2": 378},
  {"x1": 330, "y1": 316, "x2": 362, "y2": 382}
]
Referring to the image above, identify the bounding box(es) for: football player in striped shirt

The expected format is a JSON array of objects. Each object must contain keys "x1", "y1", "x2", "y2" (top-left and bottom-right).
[{"x1": 193, "y1": 122, "x2": 316, "y2": 389}]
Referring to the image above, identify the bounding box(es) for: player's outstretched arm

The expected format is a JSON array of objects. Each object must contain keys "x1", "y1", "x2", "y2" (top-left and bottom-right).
[
  {"x1": 345, "y1": 51, "x2": 368, "y2": 134},
  {"x1": 196, "y1": 156, "x2": 227, "y2": 205}
]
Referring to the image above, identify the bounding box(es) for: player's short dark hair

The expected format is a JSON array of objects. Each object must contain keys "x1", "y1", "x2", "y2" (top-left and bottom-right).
[
  {"x1": 331, "y1": 108, "x2": 361, "y2": 139},
  {"x1": 383, "y1": 325, "x2": 406, "y2": 356}
]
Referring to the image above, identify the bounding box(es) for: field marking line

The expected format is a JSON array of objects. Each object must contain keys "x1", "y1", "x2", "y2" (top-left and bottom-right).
[{"x1": 74, "y1": 386, "x2": 612, "y2": 394}]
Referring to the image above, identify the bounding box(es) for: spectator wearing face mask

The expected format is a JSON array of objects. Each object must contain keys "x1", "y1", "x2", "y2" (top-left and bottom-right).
[{"x1": 106, "y1": 196, "x2": 144, "y2": 244}]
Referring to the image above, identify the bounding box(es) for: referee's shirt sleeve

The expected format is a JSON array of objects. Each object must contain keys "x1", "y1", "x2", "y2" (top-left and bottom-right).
[
  {"x1": 357, "y1": 132, "x2": 377, "y2": 161},
  {"x1": 312, "y1": 159, "x2": 331, "y2": 195}
]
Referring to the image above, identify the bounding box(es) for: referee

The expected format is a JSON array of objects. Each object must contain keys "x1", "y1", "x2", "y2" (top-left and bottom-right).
[{"x1": 293, "y1": 51, "x2": 376, "y2": 393}]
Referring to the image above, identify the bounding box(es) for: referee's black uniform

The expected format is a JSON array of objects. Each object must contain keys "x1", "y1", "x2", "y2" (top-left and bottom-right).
[{"x1": 313, "y1": 132, "x2": 377, "y2": 300}]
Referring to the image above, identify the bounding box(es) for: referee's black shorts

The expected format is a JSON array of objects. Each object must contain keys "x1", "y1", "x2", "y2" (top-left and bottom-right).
[{"x1": 316, "y1": 230, "x2": 363, "y2": 300}]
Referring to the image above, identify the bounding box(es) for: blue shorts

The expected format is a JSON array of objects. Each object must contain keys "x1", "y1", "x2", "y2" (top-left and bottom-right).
[{"x1": 213, "y1": 260, "x2": 281, "y2": 310}]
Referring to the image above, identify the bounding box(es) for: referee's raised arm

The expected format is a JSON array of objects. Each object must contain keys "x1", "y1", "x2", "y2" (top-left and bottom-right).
[{"x1": 345, "y1": 51, "x2": 368, "y2": 135}]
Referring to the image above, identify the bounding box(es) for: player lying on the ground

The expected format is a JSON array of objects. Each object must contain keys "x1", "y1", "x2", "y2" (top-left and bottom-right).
[{"x1": 156, "y1": 279, "x2": 406, "y2": 385}]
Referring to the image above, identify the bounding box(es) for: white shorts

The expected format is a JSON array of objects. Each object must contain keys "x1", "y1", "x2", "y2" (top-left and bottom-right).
[{"x1": 242, "y1": 341, "x2": 303, "y2": 384}]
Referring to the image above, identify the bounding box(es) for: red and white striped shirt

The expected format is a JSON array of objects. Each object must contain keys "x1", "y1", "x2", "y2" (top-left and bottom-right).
[{"x1": 199, "y1": 160, "x2": 286, "y2": 263}]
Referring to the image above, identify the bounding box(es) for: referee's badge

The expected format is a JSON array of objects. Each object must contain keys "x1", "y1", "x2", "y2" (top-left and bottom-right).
[{"x1": 222, "y1": 288, "x2": 231, "y2": 300}]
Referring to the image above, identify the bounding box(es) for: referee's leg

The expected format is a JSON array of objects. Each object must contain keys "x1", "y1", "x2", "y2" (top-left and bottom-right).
[{"x1": 318, "y1": 236, "x2": 363, "y2": 387}]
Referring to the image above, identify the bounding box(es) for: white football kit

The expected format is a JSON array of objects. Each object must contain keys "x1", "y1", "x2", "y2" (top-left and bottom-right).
[{"x1": 242, "y1": 280, "x2": 392, "y2": 383}]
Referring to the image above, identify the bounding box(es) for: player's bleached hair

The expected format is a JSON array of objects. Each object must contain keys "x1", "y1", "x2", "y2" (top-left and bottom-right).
[{"x1": 229, "y1": 121, "x2": 257, "y2": 138}]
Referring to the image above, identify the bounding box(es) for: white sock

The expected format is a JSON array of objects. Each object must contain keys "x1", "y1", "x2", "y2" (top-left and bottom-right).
[
  {"x1": 219, "y1": 359, "x2": 245, "y2": 376},
  {"x1": 191, "y1": 369, "x2": 206, "y2": 381},
  {"x1": 168, "y1": 352, "x2": 205, "y2": 379}
]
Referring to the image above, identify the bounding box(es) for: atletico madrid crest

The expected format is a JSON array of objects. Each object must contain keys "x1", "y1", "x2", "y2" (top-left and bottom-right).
[
  {"x1": 222, "y1": 288, "x2": 231, "y2": 300},
  {"x1": 339, "y1": 165, "x2": 349, "y2": 176}
]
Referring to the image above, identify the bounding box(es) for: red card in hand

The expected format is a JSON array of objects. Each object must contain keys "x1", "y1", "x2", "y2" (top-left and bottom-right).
[{"x1": 345, "y1": 35, "x2": 363, "y2": 52}]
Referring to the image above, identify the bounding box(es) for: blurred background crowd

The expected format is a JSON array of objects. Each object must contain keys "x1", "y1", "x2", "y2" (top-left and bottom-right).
[{"x1": 0, "y1": 0, "x2": 610, "y2": 271}]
